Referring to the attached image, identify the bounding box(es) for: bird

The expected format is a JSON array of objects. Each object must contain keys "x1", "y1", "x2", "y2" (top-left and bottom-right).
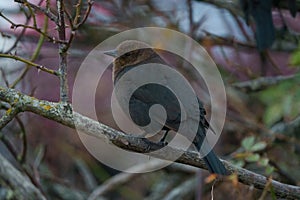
[{"x1": 104, "y1": 40, "x2": 227, "y2": 175}]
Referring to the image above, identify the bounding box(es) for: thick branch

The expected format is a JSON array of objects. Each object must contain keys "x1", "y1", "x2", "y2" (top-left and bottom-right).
[{"x1": 0, "y1": 87, "x2": 299, "y2": 199}]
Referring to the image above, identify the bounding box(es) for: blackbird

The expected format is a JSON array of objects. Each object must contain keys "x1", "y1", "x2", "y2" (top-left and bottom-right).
[{"x1": 104, "y1": 40, "x2": 227, "y2": 175}]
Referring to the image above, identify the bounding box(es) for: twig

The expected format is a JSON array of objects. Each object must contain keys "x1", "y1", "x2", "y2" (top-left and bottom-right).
[
  {"x1": 271, "y1": 114, "x2": 300, "y2": 137},
  {"x1": 75, "y1": 159, "x2": 97, "y2": 191},
  {"x1": 88, "y1": 159, "x2": 167, "y2": 200},
  {"x1": 0, "y1": 68, "x2": 9, "y2": 87},
  {"x1": 268, "y1": 160, "x2": 297, "y2": 185},
  {"x1": 0, "y1": 106, "x2": 20, "y2": 130},
  {"x1": 162, "y1": 177, "x2": 195, "y2": 200},
  {"x1": 15, "y1": 116, "x2": 27, "y2": 164},
  {"x1": 187, "y1": 0, "x2": 194, "y2": 37},
  {"x1": 11, "y1": 14, "x2": 50, "y2": 88},
  {"x1": 0, "y1": 132, "x2": 19, "y2": 159},
  {"x1": 202, "y1": 30, "x2": 256, "y2": 49},
  {"x1": 14, "y1": 0, "x2": 58, "y2": 23},
  {"x1": 232, "y1": 74, "x2": 296, "y2": 92},
  {"x1": 145, "y1": 173, "x2": 185, "y2": 200},
  {"x1": 0, "y1": 152, "x2": 46, "y2": 199},
  {"x1": 57, "y1": 0, "x2": 69, "y2": 103},
  {"x1": 0, "y1": 11, "x2": 64, "y2": 44},
  {"x1": 74, "y1": 0, "x2": 93, "y2": 30},
  {"x1": 0, "y1": 53, "x2": 59, "y2": 76},
  {"x1": 3, "y1": 7, "x2": 31, "y2": 54}
]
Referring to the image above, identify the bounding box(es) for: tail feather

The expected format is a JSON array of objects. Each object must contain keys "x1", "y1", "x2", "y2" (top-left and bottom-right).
[
  {"x1": 203, "y1": 151, "x2": 227, "y2": 175},
  {"x1": 193, "y1": 126, "x2": 227, "y2": 175}
]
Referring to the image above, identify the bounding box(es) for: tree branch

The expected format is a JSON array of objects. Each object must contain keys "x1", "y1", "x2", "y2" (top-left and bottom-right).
[
  {"x1": 14, "y1": 0, "x2": 58, "y2": 23},
  {"x1": 0, "y1": 152, "x2": 46, "y2": 200},
  {"x1": 57, "y1": 0, "x2": 69, "y2": 103},
  {"x1": 0, "y1": 86, "x2": 299, "y2": 199},
  {"x1": 232, "y1": 75, "x2": 297, "y2": 92}
]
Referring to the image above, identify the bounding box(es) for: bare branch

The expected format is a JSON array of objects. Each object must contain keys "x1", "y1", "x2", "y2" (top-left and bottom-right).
[
  {"x1": 14, "y1": 0, "x2": 58, "y2": 23},
  {"x1": 162, "y1": 177, "x2": 195, "y2": 200},
  {"x1": 271, "y1": 114, "x2": 300, "y2": 137},
  {"x1": 0, "y1": 12, "x2": 64, "y2": 44},
  {"x1": 11, "y1": 15, "x2": 51, "y2": 88},
  {"x1": 0, "y1": 53, "x2": 59, "y2": 76},
  {"x1": 232, "y1": 75, "x2": 297, "y2": 92},
  {"x1": 0, "y1": 152, "x2": 46, "y2": 199},
  {"x1": 88, "y1": 160, "x2": 166, "y2": 200},
  {"x1": 0, "y1": 106, "x2": 20, "y2": 130},
  {"x1": 57, "y1": 0, "x2": 69, "y2": 103},
  {"x1": 74, "y1": 0, "x2": 93, "y2": 30}
]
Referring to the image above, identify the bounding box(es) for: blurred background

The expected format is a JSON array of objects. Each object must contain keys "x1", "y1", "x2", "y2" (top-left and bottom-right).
[{"x1": 0, "y1": 0, "x2": 300, "y2": 199}]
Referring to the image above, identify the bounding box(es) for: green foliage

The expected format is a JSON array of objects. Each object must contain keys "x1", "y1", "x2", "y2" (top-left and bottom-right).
[
  {"x1": 290, "y1": 46, "x2": 300, "y2": 66},
  {"x1": 233, "y1": 136, "x2": 274, "y2": 175},
  {"x1": 257, "y1": 77, "x2": 300, "y2": 126},
  {"x1": 242, "y1": 136, "x2": 267, "y2": 152}
]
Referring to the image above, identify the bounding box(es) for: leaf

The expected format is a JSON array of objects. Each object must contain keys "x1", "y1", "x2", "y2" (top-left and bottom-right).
[
  {"x1": 245, "y1": 153, "x2": 260, "y2": 162},
  {"x1": 205, "y1": 174, "x2": 217, "y2": 183},
  {"x1": 242, "y1": 136, "x2": 255, "y2": 151},
  {"x1": 263, "y1": 103, "x2": 283, "y2": 126},
  {"x1": 258, "y1": 158, "x2": 269, "y2": 166},
  {"x1": 282, "y1": 95, "x2": 293, "y2": 116},
  {"x1": 290, "y1": 49, "x2": 300, "y2": 66},
  {"x1": 250, "y1": 141, "x2": 267, "y2": 152},
  {"x1": 265, "y1": 165, "x2": 275, "y2": 175}
]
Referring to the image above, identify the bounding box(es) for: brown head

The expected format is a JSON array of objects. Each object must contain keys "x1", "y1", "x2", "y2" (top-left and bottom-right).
[{"x1": 104, "y1": 40, "x2": 157, "y2": 82}]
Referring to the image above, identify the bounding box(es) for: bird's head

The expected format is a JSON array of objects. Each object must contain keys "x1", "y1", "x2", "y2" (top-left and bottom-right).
[{"x1": 104, "y1": 40, "x2": 157, "y2": 82}]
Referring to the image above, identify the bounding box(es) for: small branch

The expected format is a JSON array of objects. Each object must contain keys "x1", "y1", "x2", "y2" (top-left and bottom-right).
[
  {"x1": 0, "y1": 133, "x2": 19, "y2": 160},
  {"x1": 14, "y1": 0, "x2": 58, "y2": 23},
  {"x1": 73, "y1": 0, "x2": 83, "y2": 27},
  {"x1": 0, "y1": 12, "x2": 64, "y2": 44},
  {"x1": 64, "y1": 0, "x2": 93, "y2": 53},
  {"x1": 0, "y1": 87, "x2": 300, "y2": 199},
  {"x1": 75, "y1": 159, "x2": 97, "y2": 191},
  {"x1": 202, "y1": 30, "x2": 256, "y2": 49},
  {"x1": 0, "y1": 152, "x2": 46, "y2": 199},
  {"x1": 271, "y1": 114, "x2": 300, "y2": 137},
  {"x1": 74, "y1": 0, "x2": 93, "y2": 30},
  {"x1": 3, "y1": 8, "x2": 31, "y2": 54},
  {"x1": 11, "y1": 15, "x2": 50, "y2": 88},
  {"x1": 88, "y1": 160, "x2": 165, "y2": 200},
  {"x1": 0, "y1": 53, "x2": 59, "y2": 76},
  {"x1": 15, "y1": 116, "x2": 27, "y2": 164},
  {"x1": 269, "y1": 160, "x2": 297, "y2": 185},
  {"x1": 162, "y1": 177, "x2": 195, "y2": 200},
  {"x1": 0, "y1": 106, "x2": 20, "y2": 130},
  {"x1": 57, "y1": 0, "x2": 69, "y2": 103},
  {"x1": 232, "y1": 75, "x2": 297, "y2": 92},
  {"x1": 187, "y1": 0, "x2": 194, "y2": 37}
]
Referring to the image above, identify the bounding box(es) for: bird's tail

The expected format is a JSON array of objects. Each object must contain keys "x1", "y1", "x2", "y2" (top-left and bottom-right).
[
  {"x1": 193, "y1": 127, "x2": 227, "y2": 175},
  {"x1": 203, "y1": 151, "x2": 227, "y2": 175}
]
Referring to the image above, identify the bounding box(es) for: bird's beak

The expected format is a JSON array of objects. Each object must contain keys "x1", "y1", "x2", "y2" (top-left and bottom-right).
[{"x1": 103, "y1": 49, "x2": 118, "y2": 58}]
